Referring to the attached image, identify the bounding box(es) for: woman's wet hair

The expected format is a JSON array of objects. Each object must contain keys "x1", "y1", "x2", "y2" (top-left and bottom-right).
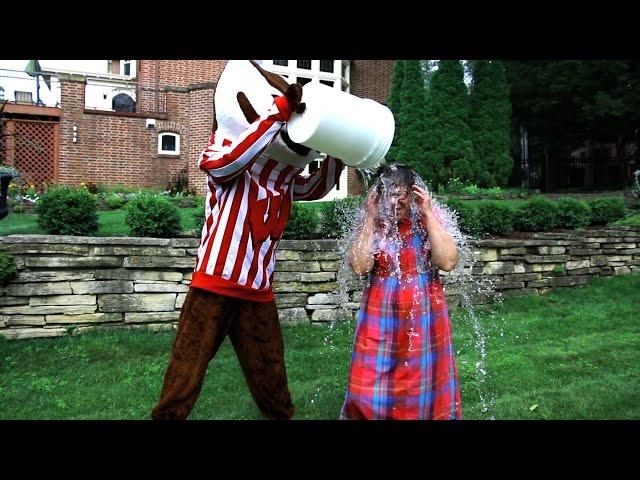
[{"x1": 374, "y1": 162, "x2": 417, "y2": 197}]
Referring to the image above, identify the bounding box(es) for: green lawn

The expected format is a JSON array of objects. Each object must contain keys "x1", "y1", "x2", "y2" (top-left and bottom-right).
[
  {"x1": 0, "y1": 208, "x2": 201, "y2": 237},
  {"x1": 1, "y1": 274, "x2": 638, "y2": 420}
]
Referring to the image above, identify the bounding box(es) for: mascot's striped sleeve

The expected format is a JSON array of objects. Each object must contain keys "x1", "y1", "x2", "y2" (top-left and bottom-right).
[{"x1": 191, "y1": 94, "x2": 344, "y2": 302}]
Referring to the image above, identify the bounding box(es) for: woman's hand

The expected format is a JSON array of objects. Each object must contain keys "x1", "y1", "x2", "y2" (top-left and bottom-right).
[
  {"x1": 364, "y1": 189, "x2": 378, "y2": 218},
  {"x1": 412, "y1": 185, "x2": 432, "y2": 220}
]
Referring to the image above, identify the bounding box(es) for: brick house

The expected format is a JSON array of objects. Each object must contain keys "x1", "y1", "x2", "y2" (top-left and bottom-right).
[{"x1": 1, "y1": 60, "x2": 394, "y2": 198}]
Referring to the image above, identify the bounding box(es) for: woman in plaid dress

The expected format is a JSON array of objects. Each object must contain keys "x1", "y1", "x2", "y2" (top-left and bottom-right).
[{"x1": 340, "y1": 165, "x2": 462, "y2": 420}]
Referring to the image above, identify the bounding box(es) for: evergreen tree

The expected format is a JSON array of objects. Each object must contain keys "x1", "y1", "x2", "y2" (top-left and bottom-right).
[
  {"x1": 469, "y1": 60, "x2": 512, "y2": 187},
  {"x1": 423, "y1": 60, "x2": 476, "y2": 188},
  {"x1": 396, "y1": 60, "x2": 427, "y2": 175},
  {"x1": 386, "y1": 60, "x2": 406, "y2": 162}
]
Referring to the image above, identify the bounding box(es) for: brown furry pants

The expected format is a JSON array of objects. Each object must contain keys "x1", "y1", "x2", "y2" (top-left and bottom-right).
[{"x1": 151, "y1": 287, "x2": 294, "y2": 420}]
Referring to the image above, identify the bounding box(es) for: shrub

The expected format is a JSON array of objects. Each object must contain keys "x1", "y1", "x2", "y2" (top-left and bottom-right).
[
  {"x1": 319, "y1": 195, "x2": 364, "y2": 239},
  {"x1": 10, "y1": 201, "x2": 26, "y2": 214},
  {"x1": 193, "y1": 205, "x2": 205, "y2": 233},
  {"x1": 477, "y1": 201, "x2": 514, "y2": 235},
  {"x1": 514, "y1": 196, "x2": 559, "y2": 232},
  {"x1": 79, "y1": 180, "x2": 98, "y2": 194},
  {"x1": 125, "y1": 193, "x2": 182, "y2": 237},
  {"x1": 282, "y1": 202, "x2": 320, "y2": 240},
  {"x1": 589, "y1": 197, "x2": 627, "y2": 225},
  {"x1": 166, "y1": 166, "x2": 196, "y2": 197},
  {"x1": 442, "y1": 177, "x2": 466, "y2": 194},
  {"x1": 555, "y1": 197, "x2": 591, "y2": 229},
  {"x1": 612, "y1": 213, "x2": 640, "y2": 228},
  {"x1": 36, "y1": 186, "x2": 99, "y2": 235},
  {"x1": 440, "y1": 198, "x2": 481, "y2": 236},
  {"x1": 461, "y1": 184, "x2": 482, "y2": 196},
  {"x1": 0, "y1": 251, "x2": 18, "y2": 285},
  {"x1": 103, "y1": 193, "x2": 127, "y2": 210},
  {"x1": 168, "y1": 194, "x2": 198, "y2": 208},
  {"x1": 484, "y1": 187, "x2": 504, "y2": 199}
]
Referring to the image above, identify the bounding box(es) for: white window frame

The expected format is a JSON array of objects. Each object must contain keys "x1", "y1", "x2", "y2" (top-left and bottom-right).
[
  {"x1": 261, "y1": 60, "x2": 350, "y2": 93},
  {"x1": 120, "y1": 60, "x2": 137, "y2": 79},
  {"x1": 158, "y1": 132, "x2": 180, "y2": 156}
]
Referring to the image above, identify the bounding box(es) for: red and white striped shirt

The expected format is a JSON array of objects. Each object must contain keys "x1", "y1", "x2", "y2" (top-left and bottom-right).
[{"x1": 190, "y1": 95, "x2": 344, "y2": 302}]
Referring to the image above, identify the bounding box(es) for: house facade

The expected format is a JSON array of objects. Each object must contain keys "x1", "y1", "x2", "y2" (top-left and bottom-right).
[{"x1": 0, "y1": 60, "x2": 394, "y2": 198}]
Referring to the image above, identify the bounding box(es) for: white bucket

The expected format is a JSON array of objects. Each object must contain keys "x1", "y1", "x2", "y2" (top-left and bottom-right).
[{"x1": 287, "y1": 82, "x2": 395, "y2": 170}]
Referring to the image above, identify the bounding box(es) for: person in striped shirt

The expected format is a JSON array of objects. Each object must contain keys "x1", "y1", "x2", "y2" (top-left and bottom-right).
[{"x1": 152, "y1": 61, "x2": 344, "y2": 420}]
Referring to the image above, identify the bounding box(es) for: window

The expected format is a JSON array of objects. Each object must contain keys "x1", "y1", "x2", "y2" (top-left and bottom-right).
[
  {"x1": 14, "y1": 91, "x2": 33, "y2": 104},
  {"x1": 158, "y1": 132, "x2": 180, "y2": 155},
  {"x1": 320, "y1": 60, "x2": 334, "y2": 73},
  {"x1": 259, "y1": 59, "x2": 349, "y2": 94},
  {"x1": 119, "y1": 60, "x2": 136, "y2": 78}
]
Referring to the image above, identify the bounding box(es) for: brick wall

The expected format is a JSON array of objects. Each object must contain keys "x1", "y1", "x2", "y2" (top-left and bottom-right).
[
  {"x1": 138, "y1": 60, "x2": 227, "y2": 89},
  {"x1": 56, "y1": 60, "x2": 394, "y2": 196},
  {"x1": 346, "y1": 60, "x2": 395, "y2": 195},
  {"x1": 58, "y1": 74, "x2": 185, "y2": 189}
]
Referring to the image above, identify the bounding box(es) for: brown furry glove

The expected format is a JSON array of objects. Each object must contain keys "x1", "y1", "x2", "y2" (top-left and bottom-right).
[{"x1": 284, "y1": 83, "x2": 306, "y2": 114}]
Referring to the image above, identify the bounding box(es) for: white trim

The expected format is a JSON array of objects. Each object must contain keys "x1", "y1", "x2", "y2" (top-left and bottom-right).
[
  {"x1": 120, "y1": 60, "x2": 137, "y2": 79},
  {"x1": 260, "y1": 59, "x2": 350, "y2": 93},
  {"x1": 158, "y1": 132, "x2": 180, "y2": 155}
]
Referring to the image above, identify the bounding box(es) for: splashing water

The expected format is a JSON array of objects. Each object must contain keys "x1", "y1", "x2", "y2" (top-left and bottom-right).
[{"x1": 314, "y1": 163, "x2": 500, "y2": 419}]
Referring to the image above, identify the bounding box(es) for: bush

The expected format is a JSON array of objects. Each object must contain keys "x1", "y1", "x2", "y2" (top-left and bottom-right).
[
  {"x1": 36, "y1": 186, "x2": 99, "y2": 235},
  {"x1": 166, "y1": 166, "x2": 196, "y2": 197},
  {"x1": 484, "y1": 187, "x2": 504, "y2": 199},
  {"x1": 555, "y1": 197, "x2": 591, "y2": 229},
  {"x1": 443, "y1": 177, "x2": 466, "y2": 194},
  {"x1": 440, "y1": 198, "x2": 481, "y2": 236},
  {"x1": 10, "y1": 202, "x2": 26, "y2": 214},
  {"x1": 103, "y1": 193, "x2": 127, "y2": 210},
  {"x1": 461, "y1": 184, "x2": 482, "y2": 196},
  {"x1": 282, "y1": 202, "x2": 320, "y2": 240},
  {"x1": 79, "y1": 180, "x2": 98, "y2": 194},
  {"x1": 319, "y1": 195, "x2": 364, "y2": 239},
  {"x1": 168, "y1": 194, "x2": 198, "y2": 208},
  {"x1": 613, "y1": 213, "x2": 640, "y2": 228},
  {"x1": 125, "y1": 193, "x2": 182, "y2": 237},
  {"x1": 514, "y1": 196, "x2": 559, "y2": 232},
  {"x1": 96, "y1": 184, "x2": 161, "y2": 195},
  {"x1": 0, "y1": 251, "x2": 18, "y2": 285},
  {"x1": 589, "y1": 197, "x2": 627, "y2": 225},
  {"x1": 193, "y1": 205, "x2": 205, "y2": 233},
  {"x1": 477, "y1": 201, "x2": 514, "y2": 235}
]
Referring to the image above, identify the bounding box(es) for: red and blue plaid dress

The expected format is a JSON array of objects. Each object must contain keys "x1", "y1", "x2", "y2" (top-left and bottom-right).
[{"x1": 340, "y1": 217, "x2": 462, "y2": 420}]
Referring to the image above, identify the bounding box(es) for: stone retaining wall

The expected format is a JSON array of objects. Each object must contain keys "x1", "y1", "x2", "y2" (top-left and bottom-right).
[{"x1": 1, "y1": 227, "x2": 638, "y2": 340}]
